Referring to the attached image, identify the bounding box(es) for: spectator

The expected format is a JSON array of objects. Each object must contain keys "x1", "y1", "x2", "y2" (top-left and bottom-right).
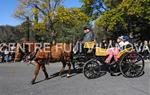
[
  {"x1": 3, "y1": 45, "x2": 11, "y2": 63},
  {"x1": 108, "y1": 40, "x2": 113, "y2": 48},
  {"x1": 142, "y1": 40, "x2": 150, "y2": 60},
  {"x1": 148, "y1": 40, "x2": 150, "y2": 60},
  {"x1": 139, "y1": 41, "x2": 143, "y2": 53},
  {"x1": 101, "y1": 39, "x2": 108, "y2": 49},
  {"x1": 0, "y1": 45, "x2": 4, "y2": 63},
  {"x1": 9, "y1": 44, "x2": 16, "y2": 62}
]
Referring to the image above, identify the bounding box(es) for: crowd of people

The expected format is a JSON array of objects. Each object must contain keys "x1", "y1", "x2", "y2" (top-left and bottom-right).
[
  {"x1": 134, "y1": 40, "x2": 150, "y2": 60},
  {"x1": 0, "y1": 43, "x2": 16, "y2": 63}
]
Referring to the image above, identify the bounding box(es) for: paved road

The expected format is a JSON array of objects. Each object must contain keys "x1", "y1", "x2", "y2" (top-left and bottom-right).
[{"x1": 0, "y1": 61, "x2": 150, "y2": 95}]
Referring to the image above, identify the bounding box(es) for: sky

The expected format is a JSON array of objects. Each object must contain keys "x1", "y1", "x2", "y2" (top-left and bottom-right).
[{"x1": 0, "y1": 0, "x2": 82, "y2": 26}]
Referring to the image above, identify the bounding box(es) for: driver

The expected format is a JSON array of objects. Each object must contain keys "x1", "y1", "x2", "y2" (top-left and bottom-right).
[
  {"x1": 82, "y1": 26, "x2": 95, "y2": 43},
  {"x1": 73, "y1": 26, "x2": 95, "y2": 54}
]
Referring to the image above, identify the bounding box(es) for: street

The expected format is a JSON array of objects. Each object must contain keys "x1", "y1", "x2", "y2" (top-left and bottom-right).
[{"x1": 0, "y1": 62, "x2": 150, "y2": 95}]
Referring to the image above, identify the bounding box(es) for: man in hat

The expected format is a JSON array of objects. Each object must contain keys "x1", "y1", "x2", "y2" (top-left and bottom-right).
[
  {"x1": 73, "y1": 26, "x2": 95, "y2": 54},
  {"x1": 82, "y1": 26, "x2": 95, "y2": 43}
]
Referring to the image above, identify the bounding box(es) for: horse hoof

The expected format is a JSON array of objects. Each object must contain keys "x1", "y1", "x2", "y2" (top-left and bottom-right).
[
  {"x1": 31, "y1": 80, "x2": 35, "y2": 85},
  {"x1": 67, "y1": 74, "x2": 71, "y2": 78}
]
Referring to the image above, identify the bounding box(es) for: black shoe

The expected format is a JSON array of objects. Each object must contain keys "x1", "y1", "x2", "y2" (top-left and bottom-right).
[
  {"x1": 45, "y1": 74, "x2": 49, "y2": 80},
  {"x1": 31, "y1": 80, "x2": 35, "y2": 85}
]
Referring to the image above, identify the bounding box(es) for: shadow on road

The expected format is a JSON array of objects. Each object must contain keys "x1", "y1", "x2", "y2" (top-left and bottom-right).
[
  {"x1": 50, "y1": 68, "x2": 83, "y2": 78},
  {"x1": 33, "y1": 69, "x2": 145, "y2": 85},
  {"x1": 33, "y1": 69, "x2": 83, "y2": 84}
]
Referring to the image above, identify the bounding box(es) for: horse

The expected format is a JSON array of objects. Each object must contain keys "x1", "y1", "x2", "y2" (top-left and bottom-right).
[{"x1": 26, "y1": 43, "x2": 73, "y2": 84}]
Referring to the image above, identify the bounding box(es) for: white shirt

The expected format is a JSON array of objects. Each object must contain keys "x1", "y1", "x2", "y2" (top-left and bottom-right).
[{"x1": 118, "y1": 41, "x2": 130, "y2": 50}]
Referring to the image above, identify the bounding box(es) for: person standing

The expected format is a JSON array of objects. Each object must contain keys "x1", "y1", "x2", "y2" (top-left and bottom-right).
[
  {"x1": 0, "y1": 45, "x2": 3, "y2": 63},
  {"x1": 4, "y1": 45, "x2": 10, "y2": 63},
  {"x1": 142, "y1": 40, "x2": 149, "y2": 60}
]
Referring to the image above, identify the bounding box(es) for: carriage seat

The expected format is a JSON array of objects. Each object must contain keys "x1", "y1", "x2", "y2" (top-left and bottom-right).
[
  {"x1": 95, "y1": 47, "x2": 133, "y2": 58},
  {"x1": 83, "y1": 41, "x2": 96, "y2": 49}
]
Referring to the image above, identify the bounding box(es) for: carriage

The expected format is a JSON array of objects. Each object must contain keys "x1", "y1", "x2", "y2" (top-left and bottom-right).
[
  {"x1": 72, "y1": 41, "x2": 145, "y2": 79},
  {"x1": 13, "y1": 40, "x2": 145, "y2": 84}
]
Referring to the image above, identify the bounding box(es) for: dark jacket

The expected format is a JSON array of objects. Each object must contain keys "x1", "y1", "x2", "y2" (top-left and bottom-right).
[{"x1": 82, "y1": 31, "x2": 94, "y2": 43}]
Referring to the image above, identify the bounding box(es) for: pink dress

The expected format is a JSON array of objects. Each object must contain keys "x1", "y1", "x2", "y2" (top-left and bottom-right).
[
  {"x1": 104, "y1": 41, "x2": 129, "y2": 64},
  {"x1": 105, "y1": 47, "x2": 119, "y2": 64}
]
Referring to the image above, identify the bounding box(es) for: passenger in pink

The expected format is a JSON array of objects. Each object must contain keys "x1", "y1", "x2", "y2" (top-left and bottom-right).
[
  {"x1": 105, "y1": 36, "x2": 129, "y2": 64},
  {"x1": 105, "y1": 47, "x2": 119, "y2": 64}
]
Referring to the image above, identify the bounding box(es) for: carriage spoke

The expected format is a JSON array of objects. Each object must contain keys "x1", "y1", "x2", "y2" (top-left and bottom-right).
[
  {"x1": 83, "y1": 59, "x2": 106, "y2": 79},
  {"x1": 120, "y1": 52, "x2": 145, "y2": 78}
]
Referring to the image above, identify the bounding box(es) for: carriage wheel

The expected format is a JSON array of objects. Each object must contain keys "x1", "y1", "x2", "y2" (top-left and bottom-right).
[
  {"x1": 72, "y1": 57, "x2": 85, "y2": 71},
  {"x1": 119, "y1": 52, "x2": 145, "y2": 78},
  {"x1": 72, "y1": 61, "x2": 84, "y2": 70},
  {"x1": 72, "y1": 55, "x2": 89, "y2": 71},
  {"x1": 83, "y1": 59, "x2": 106, "y2": 79}
]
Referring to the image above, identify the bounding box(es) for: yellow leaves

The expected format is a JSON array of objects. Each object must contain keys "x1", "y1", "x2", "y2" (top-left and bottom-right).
[
  {"x1": 55, "y1": 7, "x2": 89, "y2": 26},
  {"x1": 32, "y1": 8, "x2": 39, "y2": 14},
  {"x1": 96, "y1": 0, "x2": 150, "y2": 33},
  {"x1": 57, "y1": 7, "x2": 66, "y2": 13},
  {"x1": 96, "y1": 8, "x2": 126, "y2": 31},
  {"x1": 33, "y1": 23, "x2": 46, "y2": 30},
  {"x1": 118, "y1": 0, "x2": 146, "y2": 16},
  {"x1": 47, "y1": 13, "x2": 52, "y2": 17},
  {"x1": 83, "y1": 0, "x2": 93, "y2": 5},
  {"x1": 15, "y1": 0, "x2": 89, "y2": 33},
  {"x1": 41, "y1": 3, "x2": 48, "y2": 9}
]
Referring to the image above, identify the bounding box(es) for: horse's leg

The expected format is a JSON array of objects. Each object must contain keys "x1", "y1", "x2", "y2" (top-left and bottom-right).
[
  {"x1": 67, "y1": 62, "x2": 71, "y2": 78},
  {"x1": 41, "y1": 64, "x2": 49, "y2": 80},
  {"x1": 31, "y1": 61, "x2": 41, "y2": 84},
  {"x1": 59, "y1": 62, "x2": 66, "y2": 76}
]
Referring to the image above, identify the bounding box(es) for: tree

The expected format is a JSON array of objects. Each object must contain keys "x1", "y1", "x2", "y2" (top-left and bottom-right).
[
  {"x1": 15, "y1": 0, "x2": 63, "y2": 32},
  {"x1": 0, "y1": 25, "x2": 25, "y2": 42},
  {"x1": 102, "y1": 0, "x2": 123, "y2": 9},
  {"x1": 53, "y1": 7, "x2": 89, "y2": 42},
  {"x1": 14, "y1": 0, "x2": 89, "y2": 42},
  {"x1": 96, "y1": 0, "x2": 150, "y2": 40}
]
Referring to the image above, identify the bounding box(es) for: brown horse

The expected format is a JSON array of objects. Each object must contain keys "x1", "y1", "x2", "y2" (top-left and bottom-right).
[{"x1": 29, "y1": 43, "x2": 73, "y2": 84}]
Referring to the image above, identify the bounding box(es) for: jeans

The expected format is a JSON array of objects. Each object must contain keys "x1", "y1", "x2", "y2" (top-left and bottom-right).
[{"x1": 4, "y1": 55, "x2": 11, "y2": 62}]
